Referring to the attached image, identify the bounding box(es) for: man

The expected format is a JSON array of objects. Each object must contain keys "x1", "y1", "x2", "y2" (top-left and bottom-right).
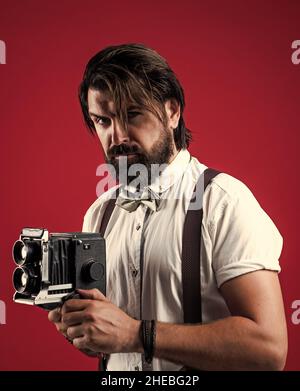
[{"x1": 49, "y1": 43, "x2": 287, "y2": 371}]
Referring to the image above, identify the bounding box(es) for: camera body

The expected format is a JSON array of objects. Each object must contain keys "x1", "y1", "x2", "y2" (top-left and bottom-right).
[{"x1": 12, "y1": 228, "x2": 106, "y2": 310}]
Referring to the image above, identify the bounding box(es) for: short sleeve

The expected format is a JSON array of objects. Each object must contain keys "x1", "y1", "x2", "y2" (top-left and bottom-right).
[{"x1": 208, "y1": 177, "x2": 283, "y2": 288}]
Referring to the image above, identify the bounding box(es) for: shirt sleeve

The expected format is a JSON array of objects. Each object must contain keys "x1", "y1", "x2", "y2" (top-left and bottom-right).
[{"x1": 208, "y1": 177, "x2": 283, "y2": 288}]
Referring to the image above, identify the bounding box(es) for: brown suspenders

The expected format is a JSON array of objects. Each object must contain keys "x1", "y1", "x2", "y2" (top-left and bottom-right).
[
  {"x1": 99, "y1": 188, "x2": 120, "y2": 238},
  {"x1": 182, "y1": 168, "x2": 220, "y2": 323},
  {"x1": 98, "y1": 167, "x2": 221, "y2": 369}
]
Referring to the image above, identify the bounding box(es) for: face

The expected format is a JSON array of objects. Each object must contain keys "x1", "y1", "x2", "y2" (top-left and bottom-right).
[{"x1": 87, "y1": 88, "x2": 180, "y2": 186}]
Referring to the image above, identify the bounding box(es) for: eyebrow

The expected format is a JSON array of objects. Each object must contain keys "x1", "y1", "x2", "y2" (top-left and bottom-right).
[
  {"x1": 89, "y1": 111, "x2": 115, "y2": 118},
  {"x1": 88, "y1": 106, "x2": 142, "y2": 118}
]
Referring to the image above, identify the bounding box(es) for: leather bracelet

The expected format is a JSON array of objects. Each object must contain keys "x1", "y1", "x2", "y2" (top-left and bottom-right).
[
  {"x1": 141, "y1": 319, "x2": 156, "y2": 364},
  {"x1": 151, "y1": 320, "x2": 156, "y2": 360}
]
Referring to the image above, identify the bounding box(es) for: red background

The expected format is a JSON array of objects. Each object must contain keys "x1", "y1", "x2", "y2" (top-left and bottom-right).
[{"x1": 0, "y1": 0, "x2": 299, "y2": 370}]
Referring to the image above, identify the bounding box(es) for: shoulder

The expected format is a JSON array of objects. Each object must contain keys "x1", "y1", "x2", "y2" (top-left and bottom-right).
[
  {"x1": 204, "y1": 170, "x2": 283, "y2": 251},
  {"x1": 86, "y1": 185, "x2": 120, "y2": 215},
  {"x1": 82, "y1": 185, "x2": 121, "y2": 232},
  {"x1": 190, "y1": 157, "x2": 254, "y2": 204},
  {"x1": 202, "y1": 170, "x2": 282, "y2": 245},
  {"x1": 189, "y1": 158, "x2": 261, "y2": 223},
  {"x1": 189, "y1": 157, "x2": 260, "y2": 220},
  {"x1": 207, "y1": 172, "x2": 258, "y2": 207}
]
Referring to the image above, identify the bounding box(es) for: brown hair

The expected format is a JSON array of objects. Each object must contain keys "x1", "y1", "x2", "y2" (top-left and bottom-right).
[{"x1": 78, "y1": 43, "x2": 192, "y2": 149}]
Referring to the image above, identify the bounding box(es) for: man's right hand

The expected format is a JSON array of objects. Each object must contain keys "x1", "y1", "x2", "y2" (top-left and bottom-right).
[
  {"x1": 48, "y1": 306, "x2": 67, "y2": 335},
  {"x1": 48, "y1": 306, "x2": 100, "y2": 358}
]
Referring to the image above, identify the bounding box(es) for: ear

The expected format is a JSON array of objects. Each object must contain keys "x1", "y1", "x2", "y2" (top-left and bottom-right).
[{"x1": 164, "y1": 98, "x2": 181, "y2": 130}]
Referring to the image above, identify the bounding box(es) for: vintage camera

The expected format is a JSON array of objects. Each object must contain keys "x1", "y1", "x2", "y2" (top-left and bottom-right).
[{"x1": 12, "y1": 228, "x2": 106, "y2": 310}]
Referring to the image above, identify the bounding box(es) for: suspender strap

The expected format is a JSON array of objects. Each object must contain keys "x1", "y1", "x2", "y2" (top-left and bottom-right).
[
  {"x1": 98, "y1": 188, "x2": 119, "y2": 371},
  {"x1": 181, "y1": 168, "x2": 221, "y2": 324},
  {"x1": 99, "y1": 187, "x2": 120, "y2": 237},
  {"x1": 99, "y1": 198, "x2": 117, "y2": 237}
]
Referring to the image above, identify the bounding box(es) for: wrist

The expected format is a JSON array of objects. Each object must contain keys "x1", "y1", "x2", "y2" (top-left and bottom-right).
[
  {"x1": 130, "y1": 319, "x2": 144, "y2": 353},
  {"x1": 141, "y1": 319, "x2": 156, "y2": 364}
]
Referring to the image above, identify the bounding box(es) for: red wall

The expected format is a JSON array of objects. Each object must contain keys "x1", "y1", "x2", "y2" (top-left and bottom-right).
[{"x1": 0, "y1": 0, "x2": 299, "y2": 370}]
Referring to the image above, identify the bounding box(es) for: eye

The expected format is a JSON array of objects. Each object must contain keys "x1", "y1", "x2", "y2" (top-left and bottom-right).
[
  {"x1": 127, "y1": 111, "x2": 141, "y2": 119},
  {"x1": 93, "y1": 116, "x2": 111, "y2": 126}
]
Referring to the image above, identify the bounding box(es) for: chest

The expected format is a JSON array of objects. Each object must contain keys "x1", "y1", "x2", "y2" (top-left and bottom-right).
[{"x1": 106, "y1": 198, "x2": 185, "y2": 280}]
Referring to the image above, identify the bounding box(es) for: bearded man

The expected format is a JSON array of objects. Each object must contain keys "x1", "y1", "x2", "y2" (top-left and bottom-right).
[{"x1": 49, "y1": 43, "x2": 287, "y2": 371}]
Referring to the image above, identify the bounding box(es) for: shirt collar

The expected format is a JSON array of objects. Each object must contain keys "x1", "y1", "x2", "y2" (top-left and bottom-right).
[{"x1": 123, "y1": 148, "x2": 191, "y2": 197}]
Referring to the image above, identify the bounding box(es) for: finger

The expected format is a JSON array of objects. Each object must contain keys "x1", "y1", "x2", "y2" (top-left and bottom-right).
[
  {"x1": 56, "y1": 321, "x2": 68, "y2": 336},
  {"x1": 48, "y1": 307, "x2": 61, "y2": 323},
  {"x1": 77, "y1": 288, "x2": 108, "y2": 301},
  {"x1": 60, "y1": 328, "x2": 68, "y2": 337},
  {"x1": 62, "y1": 299, "x2": 90, "y2": 314},
  {"x1": 67, "y1": 325, "x2": 85, "y2": 339},
  {"x1": 72, "y1": 335, "x2": 90, "y2": 351},
  {"x1": 62, "y1": 311, "x2": 87, "y2": 326},
  {"x1": 80, "y1": 349, "x2": 101, "y2": 358}
]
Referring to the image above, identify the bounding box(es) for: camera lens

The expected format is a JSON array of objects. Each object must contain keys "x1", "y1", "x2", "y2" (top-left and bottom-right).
[
  {"x1": 13, "y1": 267, "x2": 39, "y2": 294},
  {"x1": 12, "y1": 239, "x2": 42, "y2": 266},
  {"x1": 82, "y1": 260, "x2": 104, "y2": 282}
]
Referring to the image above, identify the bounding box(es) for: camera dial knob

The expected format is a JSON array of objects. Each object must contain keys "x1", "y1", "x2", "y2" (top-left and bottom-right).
[{"x1": 83, "y1": 260, "x2": 104, "y2": 281}]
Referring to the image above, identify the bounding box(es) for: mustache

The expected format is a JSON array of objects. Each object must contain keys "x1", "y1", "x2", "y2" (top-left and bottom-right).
[{"x1": 107, "y1": 144, "x2": 142, "y2": 158}]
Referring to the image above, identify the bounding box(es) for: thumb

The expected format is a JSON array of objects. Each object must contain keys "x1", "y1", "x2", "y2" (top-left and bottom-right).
[{"x1": 76, "y1": 288, "x2": 107, "y2": 301}]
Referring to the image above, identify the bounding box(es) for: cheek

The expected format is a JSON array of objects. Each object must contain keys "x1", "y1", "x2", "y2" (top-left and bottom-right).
[
  {"x1": 139, "y1": 129, "x2": 162, "y2": 150},
  {"x1": 132, "y1": 123, "x2": 162, "y2": 149},
  {"x1": 96, "y1": 131, "x2": 109, "y2": 154},
  {"x1": 95, "y1": 129, "x2": 107, "y2": 144}
]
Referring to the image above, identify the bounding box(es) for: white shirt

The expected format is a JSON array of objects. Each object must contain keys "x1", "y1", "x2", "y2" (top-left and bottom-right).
[{"x1": 82, "y1": 149, "x2": 283, "y2": 371}]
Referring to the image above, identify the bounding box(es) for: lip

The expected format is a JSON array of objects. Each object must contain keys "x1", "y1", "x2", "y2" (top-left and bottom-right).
[{"x1": 114, "y1": 153, "x2": 137, "y2": 159}]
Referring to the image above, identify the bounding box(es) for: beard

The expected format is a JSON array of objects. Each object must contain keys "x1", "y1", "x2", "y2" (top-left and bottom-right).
[{"x1": 105, "y1": 129, "x2": 174, "y2": 189}]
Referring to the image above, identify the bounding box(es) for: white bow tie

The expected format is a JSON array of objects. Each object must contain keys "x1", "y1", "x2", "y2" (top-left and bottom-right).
[{"x1": 115, "y1": 188, "x2": 161, "y2": 212}]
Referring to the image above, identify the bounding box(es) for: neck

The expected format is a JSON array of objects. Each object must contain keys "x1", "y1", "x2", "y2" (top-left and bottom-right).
[{"x1": 167, "y1": 147, "x2": 180, "y2": 165}]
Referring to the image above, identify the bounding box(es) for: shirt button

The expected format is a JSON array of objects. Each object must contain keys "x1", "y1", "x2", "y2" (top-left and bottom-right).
[
  {"x1": 136, "y1": 223, "x2": 141, "y2": 231},
  {"x1": 132, "y1": 269, "x2": 138, "y2": 277},
  {"x1": 134, "y1": 366, "x2": 140, "y2": 371}
]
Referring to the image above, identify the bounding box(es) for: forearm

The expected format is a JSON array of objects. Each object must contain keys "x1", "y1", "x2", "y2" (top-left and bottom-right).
[{"x1": 148, "y1": 317, "x2": 284, "y2": 371}]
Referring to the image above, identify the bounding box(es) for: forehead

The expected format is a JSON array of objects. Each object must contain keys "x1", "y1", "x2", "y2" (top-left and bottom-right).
[{"x1": 87, "y1": 88, "x2": 115, "y2": 115}]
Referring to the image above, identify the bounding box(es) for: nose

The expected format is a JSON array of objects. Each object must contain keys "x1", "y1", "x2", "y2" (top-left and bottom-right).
[{"x1": 110, "y1": 118, "x2": 130, "y2": 146}]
